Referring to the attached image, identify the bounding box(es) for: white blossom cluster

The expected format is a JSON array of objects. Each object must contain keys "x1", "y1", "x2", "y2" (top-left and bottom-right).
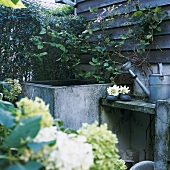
[
  {"x1": 21, "y1": 126, "x2": 94, "y2": 170},
  {"x1": 107, "y1": 85, "x2": 130, "y2": 96}
]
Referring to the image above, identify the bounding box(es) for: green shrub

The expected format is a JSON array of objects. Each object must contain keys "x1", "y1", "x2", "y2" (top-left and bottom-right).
[
  {"x1": 31, "y1": 15, "x2": 86, "y2": 80},
  {"x1": 0, "y1": 2, "x2": 41, "y2": 81},
  {"x1": 2, "y1": 78, "x2": 22, "y2": 102},
  {"x1": 0, "y1": 1, "x2": 85, "y2": 81}
]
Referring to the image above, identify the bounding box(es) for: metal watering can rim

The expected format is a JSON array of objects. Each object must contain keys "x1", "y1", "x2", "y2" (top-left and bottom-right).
[
  {"x1": 121, "y1": 61, "x2": 170, "y2": 103},
  {"x1": 121, "y1": 61, "x2": 150, "y2": 97},
  {"x1": 121, "y1": 62, "x2": 164, "y2": 95}
]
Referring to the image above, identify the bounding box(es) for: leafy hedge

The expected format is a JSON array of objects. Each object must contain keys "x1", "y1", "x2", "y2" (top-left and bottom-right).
[
  {"x1": 0, "y1": 2, "x2": 41, "y2": 81},
  {"x1": 0, "y1": 1, "x2": 86, "y2": 81},
  {"x1": 31, "y1": 15, "x2": 86, "y2": 81}
]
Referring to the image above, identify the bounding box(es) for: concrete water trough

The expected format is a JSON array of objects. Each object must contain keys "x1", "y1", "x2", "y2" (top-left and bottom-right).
[{"x1": 22, "y1": 80, "x2": 110, "y2": 129}]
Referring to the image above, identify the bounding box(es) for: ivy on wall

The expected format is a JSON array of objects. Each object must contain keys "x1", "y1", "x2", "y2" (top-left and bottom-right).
[{"x1": 80, "y1": 1, "x2": 168, "y2": 83}]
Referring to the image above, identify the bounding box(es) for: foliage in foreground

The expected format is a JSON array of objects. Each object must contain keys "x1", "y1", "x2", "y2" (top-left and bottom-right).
[
  {"x1": 0, "y1": 0, "x2": 25, "y2": 8},
  {"x1": 0, "y1": 97, "x2": 126, "y2": 170}
]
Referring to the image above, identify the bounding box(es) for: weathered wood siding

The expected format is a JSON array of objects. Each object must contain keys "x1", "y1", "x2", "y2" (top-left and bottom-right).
[{"x1": 77, "y1": 0, "x2": 170, "y2": 64}]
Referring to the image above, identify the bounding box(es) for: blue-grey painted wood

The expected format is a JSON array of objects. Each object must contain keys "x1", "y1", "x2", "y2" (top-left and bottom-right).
[
  {"x1": 89, "y1": 5, "x2": 170, "y2": 30},
  {"x1": 78, "y1": 1, "x2": 170, "y2": 21},
  {"x1": 76, "y1": 0, "x2": 170, "y2": 63},
  {"x1": 77, "y1": 0, "x2": 126, "y2": 13},
  {"x1": 87, "y1": 20, "x2": 170, "y2": 42},
  {"x1": 77, "y1": 0, "x2": 86, "y2": 3},
  {"x1": 79, "y1": 49, "x2": 170, "y2": 64}
]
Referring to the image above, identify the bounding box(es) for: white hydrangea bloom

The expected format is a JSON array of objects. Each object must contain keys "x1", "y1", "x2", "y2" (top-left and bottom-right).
[
  {"x1": 33, "y1": 126, "x2": 57, "y2": 143},
  {"x1": 23, "y1": 127, "x2": 94, "y2": 170},
  {"x1": 54, "y1": 131, "x2": 94, "y2": 170},
  {"x1": 119, "y1": 85, "x2": 130, "y2": 94},
  {"x1": 107, "y1": 85, "x2": 120, "y2": 96}
]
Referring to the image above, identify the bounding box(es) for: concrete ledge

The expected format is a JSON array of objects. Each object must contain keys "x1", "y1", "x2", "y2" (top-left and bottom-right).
[{"x1": 100, "y1": 98, "x2": 155, "y2": 114}]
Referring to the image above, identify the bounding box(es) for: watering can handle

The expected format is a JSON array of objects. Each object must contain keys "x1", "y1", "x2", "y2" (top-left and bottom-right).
[{"x1": 158, "y1": 63, "x2": 163, "y2": 76}]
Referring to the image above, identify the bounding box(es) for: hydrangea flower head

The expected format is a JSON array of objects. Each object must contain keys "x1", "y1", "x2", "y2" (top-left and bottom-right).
[
  {"x1": 16, "y1": 97, "x2": 54, "y2": 128},
  {"x1": 107, "y1": 85, "x2": 120, "y2": 96},
  {"x1": 21, "y1": 127, "x2": 94, "y2": 170}
]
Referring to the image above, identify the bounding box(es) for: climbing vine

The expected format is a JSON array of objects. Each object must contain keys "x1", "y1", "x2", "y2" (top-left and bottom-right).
[{"x1": 81, "y1": 1, "x2": 168, "y2": 83}]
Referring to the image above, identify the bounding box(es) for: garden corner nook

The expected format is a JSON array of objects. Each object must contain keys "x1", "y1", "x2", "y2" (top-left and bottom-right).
[{"x1": 0, "y1": 0, "x2": 170, "y2": 170}]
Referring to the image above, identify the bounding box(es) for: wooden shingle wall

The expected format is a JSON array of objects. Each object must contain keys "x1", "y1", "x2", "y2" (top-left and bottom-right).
[{"x1": 76, "y1": 0, "x2": 170, "y2": 64}]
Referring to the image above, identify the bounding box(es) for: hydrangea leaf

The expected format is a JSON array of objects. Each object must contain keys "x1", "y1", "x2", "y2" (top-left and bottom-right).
[
  {"x1": 5, "y1": 161, "x2": 42, "y2": 170},
  {"x1": 3, "y1": 116, "x2": 41, "y2": 148},
  {"x1": 0, "y1": 0, "x2": 26, "y2": 8},
  {"x1": 0, "y1": 109, "x2": 15, "y2": 128},
  {"x1": 28, "y1": 140, "x2": 56, "y2": 154},
  {"x1": 0, "y1": 100, "x2": 16, "y2": 113}
]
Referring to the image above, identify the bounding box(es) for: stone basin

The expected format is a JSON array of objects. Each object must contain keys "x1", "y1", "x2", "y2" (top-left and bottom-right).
[{"x1": 22, "y1": 80, "x2": 110, "y2": 129}]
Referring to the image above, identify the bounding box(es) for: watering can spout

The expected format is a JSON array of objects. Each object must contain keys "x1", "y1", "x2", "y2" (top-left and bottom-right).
[{"x1": 121, "y1": 61, "x2": 150, "y2": 97}]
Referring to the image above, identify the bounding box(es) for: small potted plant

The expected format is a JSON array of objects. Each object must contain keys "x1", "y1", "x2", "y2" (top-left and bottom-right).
[
  {"x1": 106, "y1": 85, "x2": 131, "y2": 101},
  {"x1": 106, "y1": 85, "x2": 120, "y2": 101},
  {"x1": 119, "y1": 85, "x2": 131, "y2": 101}
]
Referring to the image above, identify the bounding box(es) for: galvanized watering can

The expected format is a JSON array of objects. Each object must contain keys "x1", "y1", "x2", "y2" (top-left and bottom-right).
[{"x1": 121, "y1": 61, "x2": 170, "y2": 103}]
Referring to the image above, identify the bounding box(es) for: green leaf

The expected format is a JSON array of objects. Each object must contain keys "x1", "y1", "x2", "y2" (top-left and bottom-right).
[
  {"x1": 0, "y1": 109, "x2": 15, "y2": 128},
  {"x1": 106, "y1": 66, "x2": 114, "y2": 71},
  {"x1": 55, "y1": 44, "x2": 67, "y2": 52},
  {"x1": 104, "y1": 63, "x2": 109, "y2": 67},
  {"x1": 39, "y1": 28, "x2": 46, "y2": 35},
  {"x1": 0, "y1": 0, "x2": 26, "y2": 8},
  {"x1": 154, "y1": 7, "x2": 162, "y2": 13},
  {"x1": 92, "y1": 57, "x2": 98, "y2": 63},
  {"x1": 24, "y1": 161, "x2": 42, "y2": 170},
  {"x1": 49, "y1": 42, "x2": 56, "y2": 47},
  {"x1": 3, "y1": 116, "x2": 41, "y2": 148},
  {"x1": 89, "y1": 61, "x2": 96, "y2": 66},
  {"x1": 11, "y1": 0, "x2": 19, "y2": 4},
  {"x1": 146, "y1": 34, "x2": 152, "y2": 39},
  {"x1": 133, "y1": 11, "x2": 143, "y2": 17},
  {"x1": 121, "y1": 34, "x2": 129, "y2": 40},
  {"x1": 28, "y1": 140, "x2": 56, "y2": 154},
  {"x1": 105, "y1": 37, "x2": 110, "y2": 43},
  {"x1": 152, "y1": 25, "x2": 157, "y2": 29},
  {"x1": 156, "y1": 26, "x2": 161, "y2": 32},
  {"x1": 5, "y1": 161, "x2": 42, "y2": 170},
  {"x1": 37, "y1": 44, "x2": 43, "y2": 49},
  {"x1": 39, "y1": 52, "x2": 47, "y2": 57},
  {"x1": 0, "y1": 100, "x2": 16, "y2": 112},
  {"x1": 82, "y1": 30, "x2": 88, "y2": 34},
  {"x1": 0, "y1": 81, "x2": 10, "y2": 91},
  {"x1": 89, "y1": 29, "x2": 93, "y2": 34},
  {"x1": 89, "y1": 7, "x2": 98, "y2": 13},
  {"x1": 153, "y1": 13, "x2": 159, "y2": 22}
]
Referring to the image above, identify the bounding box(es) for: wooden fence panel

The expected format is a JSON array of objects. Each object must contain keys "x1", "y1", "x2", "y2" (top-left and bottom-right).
[
  {"x1": 78, "y1": 2, "x2": 170, "y2": 21},
  {"x1": 77, "y1": 0, "x2": 170, "y2": 63}
]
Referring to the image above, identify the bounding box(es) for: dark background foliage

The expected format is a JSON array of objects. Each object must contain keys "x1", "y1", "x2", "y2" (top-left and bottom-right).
[{"x1": 0, "y1": 1, "x2": 86, "y2": 81}]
